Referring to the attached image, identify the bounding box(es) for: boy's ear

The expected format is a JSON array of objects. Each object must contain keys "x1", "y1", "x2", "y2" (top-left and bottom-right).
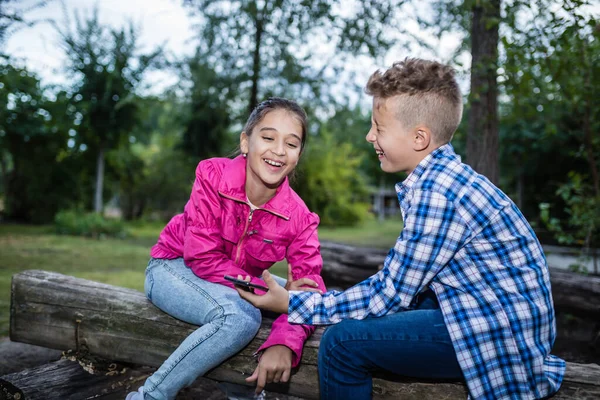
[
  {"x1": 240, "y1": 131, "x2": 249, "y2": 154},
  {"x1": 413, "y1": 126, "x2": 431, "y2": 151}
]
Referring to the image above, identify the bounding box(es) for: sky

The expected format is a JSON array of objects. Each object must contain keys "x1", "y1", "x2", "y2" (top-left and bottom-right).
[
  {"x1": 4, "y1": 0, "x2": 467, "y2": 100},
  {"x1": 5, "y1": 0, "x2": 197, "y2": 93}
]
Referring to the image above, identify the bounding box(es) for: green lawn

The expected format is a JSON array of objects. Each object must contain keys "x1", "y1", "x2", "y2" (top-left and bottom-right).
[
  {"x1": 0, "y1": 217, "x2": 402, "y2": 336},
  {"x1": 319, "y1": 217, "x2": 402, "y2": 249}
]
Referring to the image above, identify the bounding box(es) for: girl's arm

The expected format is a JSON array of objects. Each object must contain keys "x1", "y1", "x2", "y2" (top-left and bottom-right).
[{"x1": 255, "y1": 213, "x2": 326, "y2": 367}]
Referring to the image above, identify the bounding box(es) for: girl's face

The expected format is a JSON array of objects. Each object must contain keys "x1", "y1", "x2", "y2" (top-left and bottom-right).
[{"x1": 240, "y1": 109, "x2": 303, "y2": 189}]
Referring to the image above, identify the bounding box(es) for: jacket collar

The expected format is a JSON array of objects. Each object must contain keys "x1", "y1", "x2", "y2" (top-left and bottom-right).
[{"x1": 217, "y1": 155, "x2": 292, "y2": 220}]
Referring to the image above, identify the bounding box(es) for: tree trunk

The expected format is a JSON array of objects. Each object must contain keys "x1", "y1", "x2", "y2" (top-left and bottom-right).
[
  {"x1": 248, "y1": 17, "x2": 263, "y2": 114},
  {"x1": 94, "y1": 146, "x2": 105, "y2": 214},
  {"x1": 9, "y1": 270, "x2": 600, "y2": 399},
  {"x1": 467, "y1": 0, "x2": 500, "y2": 185}
]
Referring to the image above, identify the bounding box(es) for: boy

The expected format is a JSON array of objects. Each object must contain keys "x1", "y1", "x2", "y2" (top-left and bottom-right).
[{"x1": 237, "y1": 58, "x2": 565, "y2": 399}]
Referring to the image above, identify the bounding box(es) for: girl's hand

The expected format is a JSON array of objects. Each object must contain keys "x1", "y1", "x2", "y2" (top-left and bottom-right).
[
  {"x1": 246, "y1": 345, "x2": 293, "y2": 394},
  {"x1": 236, "y1": 270, "x2": 290, "y2": 314},
  {"x1": 284, "y1": 264, "x2": 322, "y2": 293}
]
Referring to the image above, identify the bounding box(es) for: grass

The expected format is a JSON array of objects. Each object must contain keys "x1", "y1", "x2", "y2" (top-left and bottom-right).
[
  {"x1": 0, "y1": 217, "x2": 402, "y2": 337},
  {"x1": 319, "y1": 216, "x2": 402, "y2": 249}
]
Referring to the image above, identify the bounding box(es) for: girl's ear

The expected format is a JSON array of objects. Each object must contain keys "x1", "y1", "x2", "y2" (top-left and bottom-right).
[{"x1": 240, "y1": 131, "x2": 249, "y2": 155}]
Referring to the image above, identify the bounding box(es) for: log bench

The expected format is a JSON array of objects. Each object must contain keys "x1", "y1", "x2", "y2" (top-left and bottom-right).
[
  {"x1": 7, "y1": 269, "x2": 600, "y2": 399},
  {"x1": 319, "y1": 241, "x2": 600, "y2": 318}
]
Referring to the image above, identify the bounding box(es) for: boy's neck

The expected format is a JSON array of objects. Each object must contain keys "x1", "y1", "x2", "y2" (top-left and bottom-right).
[{"x1": 405, "y1": 140, "x2": 446, "y2": 175}]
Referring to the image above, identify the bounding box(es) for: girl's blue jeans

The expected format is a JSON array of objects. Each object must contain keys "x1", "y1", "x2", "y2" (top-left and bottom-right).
[
  {"x1": 142, "y1": 257, "x2": 284, "y2": 400},
  {"x1": 318, "y1": 290, "x2": 464, "y2": 400}
]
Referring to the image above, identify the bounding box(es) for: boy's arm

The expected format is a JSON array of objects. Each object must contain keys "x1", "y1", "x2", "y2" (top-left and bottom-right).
[
  {"x1": 256, "y1": 213, "x2": 326, "y2": 367},
  {"x1": 288, "y1": 190, "x2": 471, "y2": 325}
]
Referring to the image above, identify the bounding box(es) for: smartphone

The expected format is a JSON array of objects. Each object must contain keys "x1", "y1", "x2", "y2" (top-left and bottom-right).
[{"x1": 224, "y1": 275, "x2": 269, "y2": 292}]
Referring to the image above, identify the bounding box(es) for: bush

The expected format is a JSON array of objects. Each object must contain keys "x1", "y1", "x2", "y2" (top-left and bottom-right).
[
  {"x1": 293, "y1": 129, "x2": 371, "y2": 227},
  {"x1": 54, "y1": 210, "x2": 128, "y2": 239}
]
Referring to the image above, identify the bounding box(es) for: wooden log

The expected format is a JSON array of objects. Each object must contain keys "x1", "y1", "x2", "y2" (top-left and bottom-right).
[
  {"x1": 9, "y1": 270, "x2": 600, "y2": 399},
  {"x1": 320, "y1": 241, "x2": 600, "y2": 317},
  {"x1": 0, "y1": 358, "x2": 147, "y2": 400},
  {"x1": 0, "y1": 358, "x2": 228, "y2": 400}
]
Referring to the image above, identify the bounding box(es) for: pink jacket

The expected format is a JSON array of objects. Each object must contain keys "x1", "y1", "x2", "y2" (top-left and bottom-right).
[{"x1": 151, "y1": 155, "x2": 326, "y2": 366}]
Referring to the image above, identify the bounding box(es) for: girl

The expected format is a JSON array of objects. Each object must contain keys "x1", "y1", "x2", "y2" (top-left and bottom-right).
[{"x1": 126, "y1": 97, "x2": 326, "y2": 400}]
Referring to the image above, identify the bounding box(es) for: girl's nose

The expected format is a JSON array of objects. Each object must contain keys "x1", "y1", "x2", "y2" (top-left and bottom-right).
[{"x1": 273, "y1": 140, "x2": 286, "y2": 156}]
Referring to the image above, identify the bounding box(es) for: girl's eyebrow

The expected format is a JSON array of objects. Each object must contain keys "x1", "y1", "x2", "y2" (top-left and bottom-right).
[
  {"x1": 259, "y1": 127, "x2": 301, "y2": 142},
  {"x1": 287, "y1": 133, "x2": 302, "y2": 142}
]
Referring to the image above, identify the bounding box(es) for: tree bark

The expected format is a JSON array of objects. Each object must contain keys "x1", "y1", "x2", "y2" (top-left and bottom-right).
[
  {"x1": 467, "y1": 0, "x2": 500, "y2": 184},
  {"x1": 94, "y1": 145, "x2": 105, "y2": 214}
]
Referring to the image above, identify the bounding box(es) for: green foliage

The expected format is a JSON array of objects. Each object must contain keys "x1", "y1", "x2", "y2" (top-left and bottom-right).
[
  {"x1": 293, "y1": 129, "x2": 371, "y2": 227},
  {"x1": 540, "y1": 172, "x2": 600, "y2": 247},
  {"x1": 183, "y1": 0, "x2": 406, "y2": 119},
  {"x1": 106, "y1": 95, "x2": 196, "y2": 221},
  {"x1": 0, "y1": 62, "x2": 81, "y2": 222},
  {"x1": 55, "y1": 209, "x2": 128, "y2": 238},
  {"x1": 322, "y1": 104, "x2": 404, "y2": 187},
  {"x1": 500, "y1": 1, "x2": 599, "y2": 223},
  {"x1": 180, "y1": 53, "x2": 233, "y2": 160},
  {"x1": 540, "y1": 171, "x2": 600, "y2": 274}
]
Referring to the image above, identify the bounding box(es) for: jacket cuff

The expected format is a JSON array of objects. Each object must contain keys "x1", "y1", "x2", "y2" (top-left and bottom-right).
[{"x1": 255, "y1": 337, "x2": 303, "y2": 368}]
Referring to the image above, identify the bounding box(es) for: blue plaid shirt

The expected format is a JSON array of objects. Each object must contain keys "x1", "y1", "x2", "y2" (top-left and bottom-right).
[{"x1": 289, "y1": 144, "x2": 565, "y2": 399}]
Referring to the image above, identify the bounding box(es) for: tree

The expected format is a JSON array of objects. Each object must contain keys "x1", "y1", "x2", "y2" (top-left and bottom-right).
[
  {"x1": 179, "y1": 52, "x2": 233, "y2": 160},
  {"x1": 467, "y1": 0, "x2": 500, "y2": 184},
  {"x1": 182, "y1": 0, "x2": 406, "y2": 119},
  {"x1": 501, "y1": 2, "x2": 600, "y2": 261},
  {"x1": 56, "y1": 8, "x2": 162, "y2": 213},
  {"x1": 427, "y1": 0, "x2": 501, "y2": 183},
  {"x1": 0, "y1": 0, "x2": 53, "y2": 52},
  {"x1": 0, "y1": 62, "x2": 80, "y2": 222}
]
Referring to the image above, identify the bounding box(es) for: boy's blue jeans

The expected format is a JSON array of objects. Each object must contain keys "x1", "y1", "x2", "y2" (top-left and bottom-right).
[
  {"x1": 142, "y1": 258, "x2": 284, "y2": 400},
  {"x1": 318, "y1": 290, "x2": 464, "y2": 400}
]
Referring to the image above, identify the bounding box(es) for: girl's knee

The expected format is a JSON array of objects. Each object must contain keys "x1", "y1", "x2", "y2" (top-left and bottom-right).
[{"x1": 225, "y1": 303, "x2": 261, "y2": 339}]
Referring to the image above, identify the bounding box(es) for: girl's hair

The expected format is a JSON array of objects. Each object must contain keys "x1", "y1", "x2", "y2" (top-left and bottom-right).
[{"x1": 243, "y1": 97, "x2": 308, "y2": 152}]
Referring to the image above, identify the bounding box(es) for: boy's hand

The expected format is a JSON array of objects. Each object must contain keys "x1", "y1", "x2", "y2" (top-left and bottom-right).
[
  {"x1": 236, "y1": 270, "x2": 290, "y2": 314},
  {"x1": 246, "y1": 345, "x2": 292, "y2": 394},
  {"x1": 284, "y1": 264, "x2": 322, "y2": 293}
]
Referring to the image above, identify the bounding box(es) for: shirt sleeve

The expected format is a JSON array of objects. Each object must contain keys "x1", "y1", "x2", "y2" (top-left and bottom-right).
[{"x1": 288, "y1": 189, "x2": 471, "y2": 325}]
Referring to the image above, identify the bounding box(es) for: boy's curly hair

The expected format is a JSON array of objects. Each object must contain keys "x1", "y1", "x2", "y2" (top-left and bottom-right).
[{"x1": 366, "y1": 58, "x2": 463, "y2": 144}]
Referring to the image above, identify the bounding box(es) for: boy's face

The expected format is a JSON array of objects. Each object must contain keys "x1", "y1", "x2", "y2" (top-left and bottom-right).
[{"x1": 366, "y1": 97, "x2": 420, "y2": 174}]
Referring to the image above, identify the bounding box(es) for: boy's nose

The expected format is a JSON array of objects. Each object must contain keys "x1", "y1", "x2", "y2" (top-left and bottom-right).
[{"x1": 366, "y1": 129, "x2": 376, "y2": 143}]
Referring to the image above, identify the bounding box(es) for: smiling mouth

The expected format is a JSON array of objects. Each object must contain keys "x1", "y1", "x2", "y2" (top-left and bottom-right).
[
  {"x1": 263, "y1": 158, "x2": 284, "y2": 167},
  {"x1": 376, "y1": 150, "x2": 384, "y2": 157}
]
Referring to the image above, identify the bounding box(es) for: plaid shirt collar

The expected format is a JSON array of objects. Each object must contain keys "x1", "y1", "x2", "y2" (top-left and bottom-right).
[{"x1": 395, "y1": 143, "x2": 457, "y2": 206}]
